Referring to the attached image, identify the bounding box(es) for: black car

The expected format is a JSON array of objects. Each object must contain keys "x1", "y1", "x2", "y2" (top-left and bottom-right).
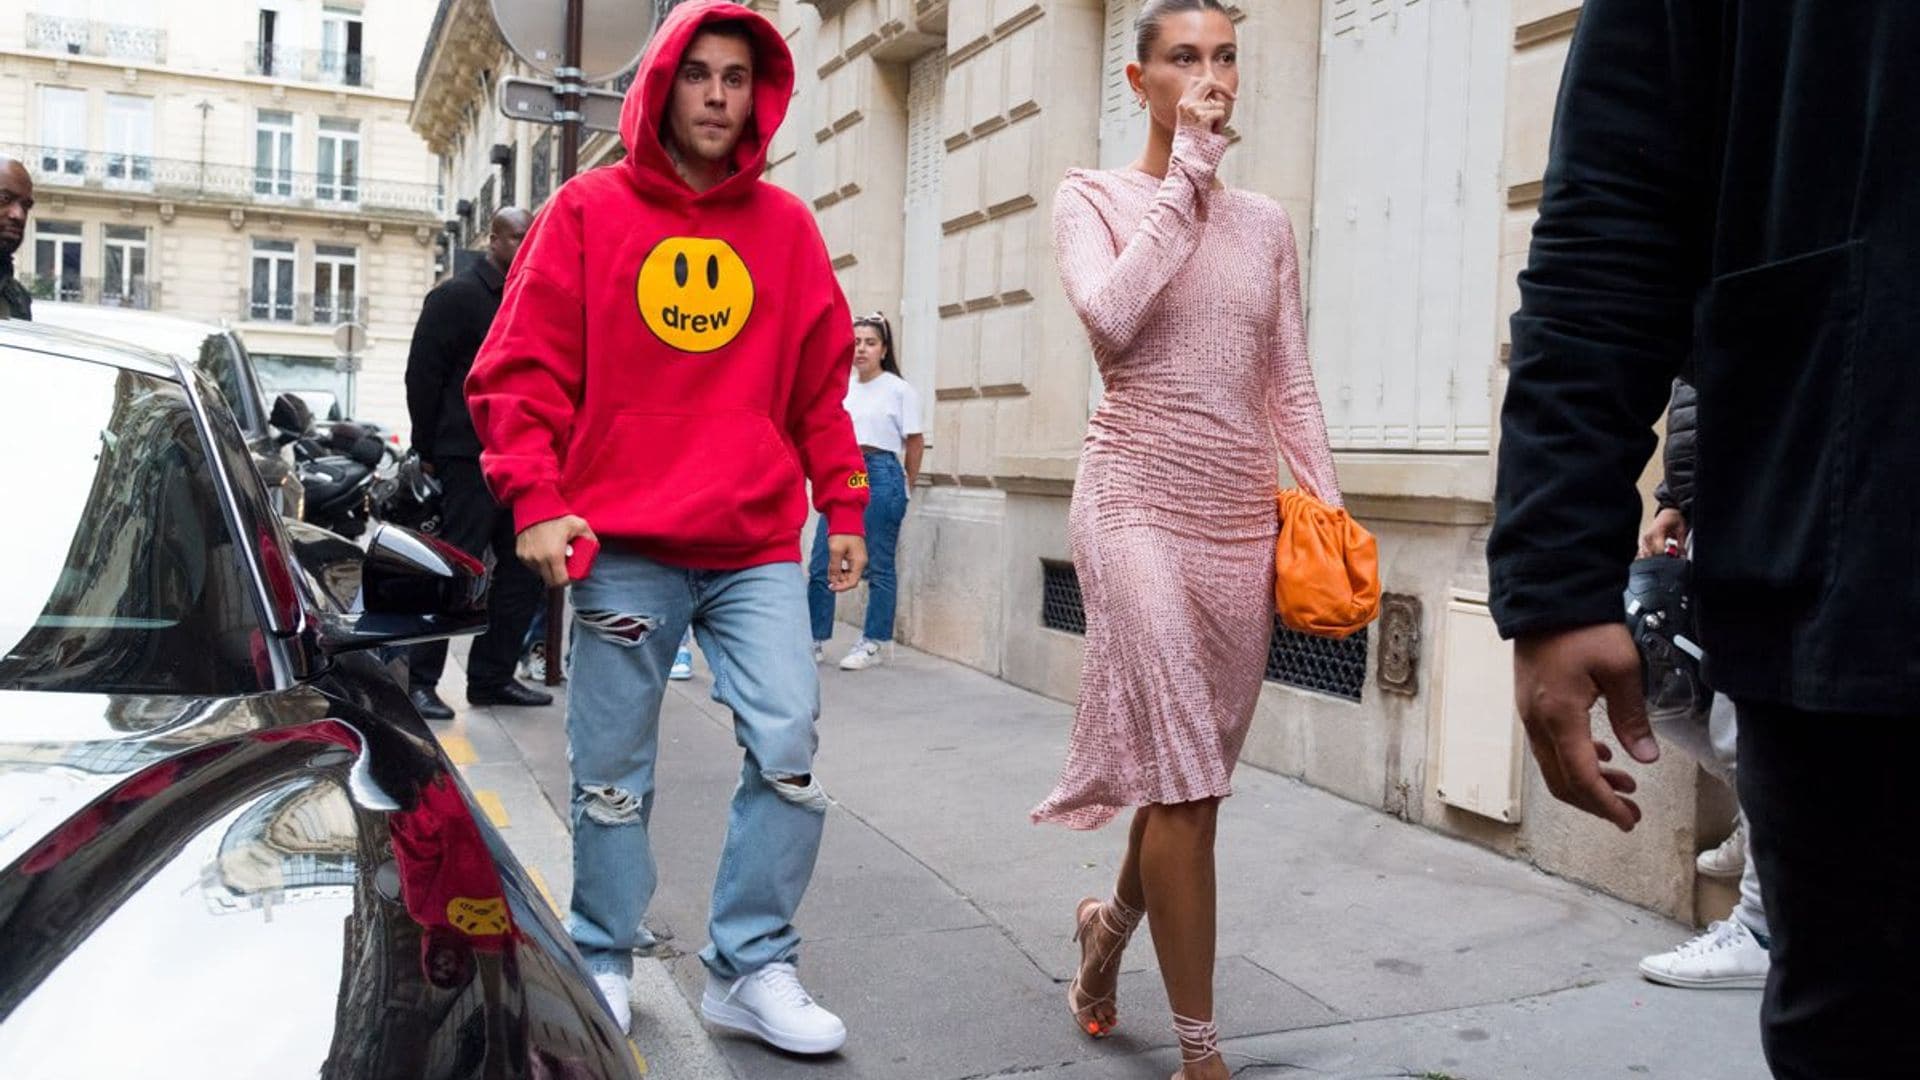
[
  {"x1": 0, "y1": 323, "x2": 640, "y2": 1078},
  {"x1": 31, "y1": 303, "x2": 308, "y2": 521}
]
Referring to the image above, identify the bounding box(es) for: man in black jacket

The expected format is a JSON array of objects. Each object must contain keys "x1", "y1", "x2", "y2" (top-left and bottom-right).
[
  {"x1": 0, "y1": 157, "x2": 35, "y2": 321},
  {"x1": 404, "y1": 206, "x2": 549, "y2": 719},
  {"x1": 1489, "y1": 2, "x2": 1918, "y2": 1074}
]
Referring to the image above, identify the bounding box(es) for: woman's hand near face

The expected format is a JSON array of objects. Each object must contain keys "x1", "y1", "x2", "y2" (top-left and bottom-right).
[{"x1": 1177, "y1": 77, "x2": 1234, "y2": 134}]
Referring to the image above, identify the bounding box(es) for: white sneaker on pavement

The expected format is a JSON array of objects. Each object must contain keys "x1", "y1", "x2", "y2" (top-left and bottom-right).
[
  {"x1": 594, "y1": 970, "x2": 633, "y2": 1035},
  {"x1": 812, "y1": 641, "x2": 826, "y2": 664},
  {"x1": 1638, "y1": 919, "x2": 1769, "y2": 990},
  {"x1": 701, "y1": 961, "x2": 847, "y2": 1054},
  {"x1": 839, "y1": 639, "x2": 885, "y2": 671},
  {"x1": 669, "y1": 646, "x2": 694, "y2": 681},
  {"x1": 1696, "y1": 818, "x2": 1747, "y2": 879}
]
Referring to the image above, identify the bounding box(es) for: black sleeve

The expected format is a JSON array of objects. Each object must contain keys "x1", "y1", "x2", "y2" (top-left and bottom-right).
[
  {"x1": 1656, "y1": 377, "x2": 1699, "y2": 516},
  {"x1": 404, "y1": 284, "x2": 455, "y2": 461},
  {"x1": 1487, "y1": 0, "x2": 1719, "y2": 639}
]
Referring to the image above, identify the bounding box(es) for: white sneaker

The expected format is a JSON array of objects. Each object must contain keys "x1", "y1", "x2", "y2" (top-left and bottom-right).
[
  {"x1": 1696, "y1": 818, "x2": 1747, "y2": 880},
  {"x1": 518, "y1": 644, "x2": 546, "y2": 683},
  {"x1": 669, "y1": 647, "x2": 694, "y2": 681},
  {"x1": 593, "y1": 970, "x2": 633, "y2": 1034},
  {"x1": 838, "y1": 639, "x2": 885, "y2": 671},
  {"x1": 1638, "y1": 919, "x2": 1770, "y2": 990},
  {"x1": 701, "y1": 961, "x2": 846, "y2": 1054},
  {"x1": 812, "y1": 641, "x2": 825, "y2": 664}
]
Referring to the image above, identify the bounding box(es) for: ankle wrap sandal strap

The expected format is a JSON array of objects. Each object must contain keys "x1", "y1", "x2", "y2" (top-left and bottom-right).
[
  {"x1": 1095, "y1": 897, "x2": 1143, "y2": 968},
  {"x1": 1172, "y1": 1013, "x2": 1221, "y2": 1064}
]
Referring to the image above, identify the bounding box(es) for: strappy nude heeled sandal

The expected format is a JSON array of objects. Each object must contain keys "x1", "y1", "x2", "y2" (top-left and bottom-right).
[
  {"x1": 1171, "y1": 1013, "x2": 1223, "y2": 1079},
  {"x1": 1067, "y1": 895, "x2": 1144, "y2": 1038}
]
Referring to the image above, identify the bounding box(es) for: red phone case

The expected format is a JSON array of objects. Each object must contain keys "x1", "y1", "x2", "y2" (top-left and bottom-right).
[{"x1": 565, "y1": 536, "x2": 600, "y2": 582}]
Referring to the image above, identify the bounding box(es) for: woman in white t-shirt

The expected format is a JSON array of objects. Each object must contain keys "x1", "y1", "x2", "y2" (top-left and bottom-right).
[{"x1": 808, "y1": 312, "x2": 924, "y2": 669}]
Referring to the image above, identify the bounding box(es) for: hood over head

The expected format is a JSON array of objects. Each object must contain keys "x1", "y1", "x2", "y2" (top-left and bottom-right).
[{"x1": 619, "y1": 0, "x2": 795, "y2": 203}]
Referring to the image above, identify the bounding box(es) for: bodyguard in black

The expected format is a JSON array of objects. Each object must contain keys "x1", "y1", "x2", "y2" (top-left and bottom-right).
[
  {"x1": 0, "y1": 157, "x2": 35, "y2": 321},
  {"x1": 1489, "y1": 2, "x2": 1920, "y2": 1075},
  {"x1": 404, "y1": 206, "x2": 550, "y2": 719}
]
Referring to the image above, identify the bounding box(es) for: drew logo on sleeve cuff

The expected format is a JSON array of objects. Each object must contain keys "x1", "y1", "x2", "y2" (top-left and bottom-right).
[{"x1": 848, "y1": 472, "x2": 869, "y2": 489}]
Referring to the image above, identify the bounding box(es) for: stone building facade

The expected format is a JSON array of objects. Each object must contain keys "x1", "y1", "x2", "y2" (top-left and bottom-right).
[
  {"x1": 0, "y1": 0, "x2": 443, "y2": 429},
  {"x1": 770, "y1": 0, "x2": 1717, "y2": 921}
]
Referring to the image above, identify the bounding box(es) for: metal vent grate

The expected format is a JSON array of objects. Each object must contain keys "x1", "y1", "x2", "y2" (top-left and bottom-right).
[
  {"x1": 1041, "y1": 559, "x2": 1087, "y2": 635},
  {"x1": 1265, "y1": 621, "x2": 1368, "y2": 702}
]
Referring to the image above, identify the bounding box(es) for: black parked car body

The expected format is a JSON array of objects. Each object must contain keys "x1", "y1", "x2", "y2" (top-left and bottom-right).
[
  {"x1": 0, "y1": 323, "x2": 640, "y2": 1079},
  {"x1": 30, "y1": 303, "x2": 307, "y2": 521}
]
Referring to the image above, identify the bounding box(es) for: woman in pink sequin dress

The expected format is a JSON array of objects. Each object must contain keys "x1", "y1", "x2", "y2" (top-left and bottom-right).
[{"x1": 1030, "y1": 4, "x2": 1342, "y2": 1077}]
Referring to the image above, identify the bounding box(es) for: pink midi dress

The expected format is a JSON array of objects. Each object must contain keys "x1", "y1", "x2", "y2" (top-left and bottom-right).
[{"x1": 1032, "y1": 127, "x2": 1343, "y2": 831}]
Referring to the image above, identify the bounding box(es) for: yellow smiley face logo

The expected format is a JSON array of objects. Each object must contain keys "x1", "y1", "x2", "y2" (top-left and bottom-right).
[
  {"x1": 636, "y1": 237, "x2": 755, "y2": 354},
  {"x1": 445, "y1": 896, "x2": 510, "y2": 936}
]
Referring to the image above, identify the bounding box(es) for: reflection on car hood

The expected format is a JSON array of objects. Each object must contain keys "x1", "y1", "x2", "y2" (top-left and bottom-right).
[{"x1": 0, "y1": 686, "x2": 640, "y2": 1079}]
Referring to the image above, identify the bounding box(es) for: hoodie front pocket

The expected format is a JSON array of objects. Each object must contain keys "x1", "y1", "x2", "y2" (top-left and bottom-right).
[{"x1": 564, "y1": 411, "x2": 807, "y2": 550}]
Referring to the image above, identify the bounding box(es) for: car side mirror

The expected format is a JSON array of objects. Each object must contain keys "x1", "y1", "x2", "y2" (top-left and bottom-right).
[
  {"x1": 270, "y1": 392, "x2": 314, "y2": 443},
  {"x1": 318, "y1": 524, "x2": 491, "y2": 654}
]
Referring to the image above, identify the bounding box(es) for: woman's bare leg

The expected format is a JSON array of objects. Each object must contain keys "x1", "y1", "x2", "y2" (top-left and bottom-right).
[
  {"x1": 1073, "y1": 808, "x2": 1153, "y2": 1032},
  {"x1": 1141, "y1": 798, "x2": 1227, "y2": 1080}
]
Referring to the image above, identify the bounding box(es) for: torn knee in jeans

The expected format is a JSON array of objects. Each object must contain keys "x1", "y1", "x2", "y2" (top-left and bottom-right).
[
  {"x1": 765, "y1": 772, "x2": 829, "y2": 812},
  {"x1": 580, "y1": 784, "x2": 645, "y2": 825},
  {"x1": 577, "y1": 609, "x2": 659, "y2": 647}
]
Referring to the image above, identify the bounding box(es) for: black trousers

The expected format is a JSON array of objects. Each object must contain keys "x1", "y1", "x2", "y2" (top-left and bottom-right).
[
  {"x1": 1736, "y1": 703, "x2": 1920, "y2": 1078},
  {"x1": 410, "y1": 458, "x2": 546, "y2": 693}
]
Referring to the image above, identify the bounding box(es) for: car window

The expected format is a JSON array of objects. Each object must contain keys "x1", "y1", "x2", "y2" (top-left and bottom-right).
[
  {"x1": 0, "y1": 351, "x2": 271, "y2": 696},
  {"x1": 197, "y1": 333, "x2": 267, "y2": 438}
]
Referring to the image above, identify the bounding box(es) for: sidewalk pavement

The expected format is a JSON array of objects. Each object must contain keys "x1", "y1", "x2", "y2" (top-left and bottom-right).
[{"x1": 438, "y1": 628, "x2": 1768, "y2": 1080}]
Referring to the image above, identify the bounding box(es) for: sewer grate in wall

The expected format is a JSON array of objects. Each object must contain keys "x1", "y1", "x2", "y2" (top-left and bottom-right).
[
  {"x1": 1265, "y1": 621, "x2": 1368, "y2": 702},
  {"x1": 1041, "y1": 560, "x2": 1370, "y2": 701},
  {"x1": 1040, "y1": 559, "x2": 1087, "y2": 635}
]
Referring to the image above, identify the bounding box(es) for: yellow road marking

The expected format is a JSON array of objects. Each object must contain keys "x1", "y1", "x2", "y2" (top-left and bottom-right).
[
  {"x1": 474, "y1": 789, "x2": 510, "y2": 829},
  {"x1": 628, "y1": 1039, "x2": 648, "y2": 1074},
  {"x1": 526, "y1": 866, "x2": 562, "y2": 917},
  {"x1": 439, "y1": 733, "x2": 479, "y2": 767}
]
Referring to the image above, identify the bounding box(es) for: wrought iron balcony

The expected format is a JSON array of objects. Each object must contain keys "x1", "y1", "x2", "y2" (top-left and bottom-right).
[
  {"x1": 237, "y1": 289, "x2": 369, "y2": 328},
  {"x1": 20, "y1": 276, "x2": 163, "y2": 310},
  {"x1": 3, "y1": 143, "x2": 442, "y2": 217},
  {"x1": 245, "y1": 42, "x2": 375, "y2": 88},
  {"x1": 24, "y1": 13, "x2": 167, "y2": 64}
]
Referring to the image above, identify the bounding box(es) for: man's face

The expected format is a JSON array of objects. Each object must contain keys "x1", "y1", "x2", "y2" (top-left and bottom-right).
[
  {"x1": 489, "y1": 217, "x2": 529, "y2": 270},
  {"x1": 0, "y1": 163, "x2": 33, "y2": 260},
  {"x1": 665, "y1": 30, "x2": 755, "y2": 168}
]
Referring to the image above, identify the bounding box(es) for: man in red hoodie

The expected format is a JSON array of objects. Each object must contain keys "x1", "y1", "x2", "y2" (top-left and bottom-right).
[{"x1": 466, "y1": 2, "x2": 867, "y2": 1053}]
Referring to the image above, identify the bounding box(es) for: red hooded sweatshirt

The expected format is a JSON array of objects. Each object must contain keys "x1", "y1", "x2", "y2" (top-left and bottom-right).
[{"x1": 466, "y1": 0, "x2": 866, "y2": 569}]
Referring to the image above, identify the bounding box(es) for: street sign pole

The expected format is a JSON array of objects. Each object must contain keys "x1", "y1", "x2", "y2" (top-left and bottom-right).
[
  {"x1": 542, "y1": 0, "x2": 585, "y2": 685},
  {"x1": 491, "y1": 0, "x2": 655, "y2": 686}
]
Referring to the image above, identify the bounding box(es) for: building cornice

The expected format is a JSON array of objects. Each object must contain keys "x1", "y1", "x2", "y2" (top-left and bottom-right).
[{"x1": 409, "y1": 0, "x2": 506, "y2": 156}]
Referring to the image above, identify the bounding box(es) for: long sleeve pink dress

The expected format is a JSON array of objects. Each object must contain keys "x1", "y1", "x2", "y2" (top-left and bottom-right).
[{"x1": 1032, "y1": 126, "x2": 1343, "y2": 831}]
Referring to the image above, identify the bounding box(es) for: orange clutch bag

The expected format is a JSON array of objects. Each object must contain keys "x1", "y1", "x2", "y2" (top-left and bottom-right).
[{"x1": 1274, "y1": 489, "x2": 1380, "y2": 638}]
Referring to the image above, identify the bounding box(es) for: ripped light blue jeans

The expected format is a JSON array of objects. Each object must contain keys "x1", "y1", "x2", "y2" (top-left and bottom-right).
[{"x1": 565, "y1": 549, "x2": 827, "y2": 980}]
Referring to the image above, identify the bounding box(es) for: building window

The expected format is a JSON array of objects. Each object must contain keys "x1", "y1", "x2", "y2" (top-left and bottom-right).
[
  {"x1": 250, "y1": 238, "x2": 297, "y2": 321},
  {"x1": 254, "y1": 109, "x2": 295, "y2": 197},
  {"x1": 254, "y1": 7, "x2": 281, "y2": 77},
  {"x1": 530, "y1": 130, "x2": 553, "y2": 208},
  {"x1": 33, "y1": 221, "x2": 85, "y2": 303},
  {"x1": 320, "y1": 7, "x2": 366, "y2": 87},
  {"x1": 477, "y1": 176, "x2": 497, "y2": 233},
  {"x1": 1308, "y1": 0, "x2": 1505, "y2": 451},
  {"x1": 103, "y1": 225, "x2": 150, "y2": 308},
  {"x1": 104, "y1": 94, "x2": 155, "y2": 189},
  {"x1": 312, "y1": 244, "x2": 358, "y2": 325},
  {"x1": 37, "y1": 86, "x2": 88, "y2": 184},
  {"x1": 317, "y1": 118, "x2": 360, "y2": 204}
]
